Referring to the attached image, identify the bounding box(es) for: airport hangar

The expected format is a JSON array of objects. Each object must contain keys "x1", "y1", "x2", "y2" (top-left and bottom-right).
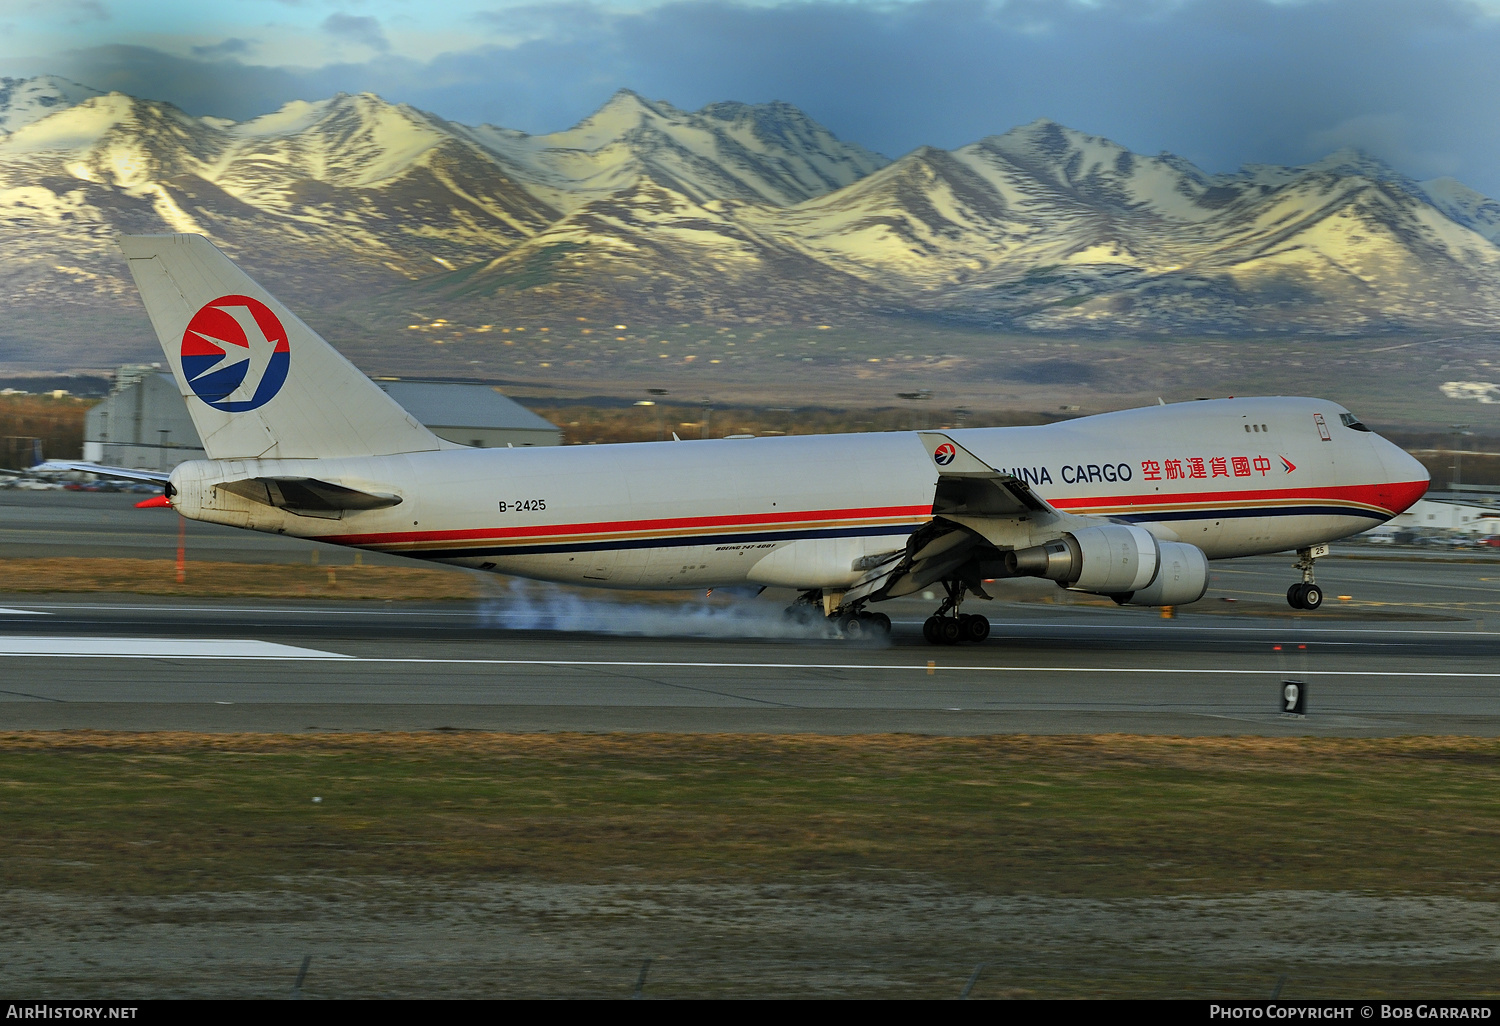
[{"x1": 82, "y1": 366, "x2": 561, "y2": 473}]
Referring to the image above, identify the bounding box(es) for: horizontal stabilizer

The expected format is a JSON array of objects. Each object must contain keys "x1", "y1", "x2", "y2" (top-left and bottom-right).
[
  {"x1": 218, "y1": 477, "x2": 403, "y2": 518},
  {"x1": 34, "y1": 461, "x2": 171, "y2": 484}
]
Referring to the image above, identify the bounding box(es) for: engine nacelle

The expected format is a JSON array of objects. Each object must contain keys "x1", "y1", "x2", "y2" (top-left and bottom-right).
[
  {"x1": 1006, "y1": 524, "x2": 1160, "y2": 594},
  {"x1": 1122, "y1": 541, "x2": 1209, "y2": 606}
]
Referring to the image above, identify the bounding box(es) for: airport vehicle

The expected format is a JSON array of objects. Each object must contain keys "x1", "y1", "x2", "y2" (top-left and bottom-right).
[{"x1": 48, "y1": 234, "x2": 1430, "y2": 643}]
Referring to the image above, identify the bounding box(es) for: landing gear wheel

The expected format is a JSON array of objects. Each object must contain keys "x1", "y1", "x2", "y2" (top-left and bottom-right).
[
  {"x1": 961, "y1": 614, "x2": 991, "y2": 643},
  {"x1": 1300, "y1": 583, "x2": 1323, "y2": 610},
  {"x1": 938, "y1": 617, "x2": 963, "y2": 645},
  {"x1": 868, "y1": 612, "x2": 892, "y2": 636},
  {"x1": 838, "y1": 613, "x2": 867, "y2": 638},
  {"x1": 923, "y1": 616, "x2": 942, "y2": 644},
  {"x1": 1287, "y1": 584, "x2": 1305, "y2": 610}
]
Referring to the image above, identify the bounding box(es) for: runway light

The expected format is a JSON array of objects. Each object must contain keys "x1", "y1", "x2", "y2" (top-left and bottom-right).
[
  {"x1": 1273, "y1": 645, "x2": 1282, "y2": 651},
  {"x1": 1338, "y1": 594, "x2": 1352, "y2": 600},
  {"x1": 927, "y1": 660, "x2": 936, "y2": 675}
]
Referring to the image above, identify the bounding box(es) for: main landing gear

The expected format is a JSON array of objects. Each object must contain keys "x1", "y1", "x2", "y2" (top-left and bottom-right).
[
  {"x1": 1286, "y1": 545, "x2": 1328, "y2": 611},
  {"x1": 785, "y1": 592, "x2": 892, "y2": 639},
  {"x1": 922, "y1": 580, "x2": 991, "y2": 646},
  {"x1": 836, "y1": 610, "x2": 892, "y2": 639}
]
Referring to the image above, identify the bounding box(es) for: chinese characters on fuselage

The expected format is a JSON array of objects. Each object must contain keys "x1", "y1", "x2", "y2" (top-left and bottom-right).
[{"x1": 1141, "y1": 456, "x2": 1272, "y2": 482}]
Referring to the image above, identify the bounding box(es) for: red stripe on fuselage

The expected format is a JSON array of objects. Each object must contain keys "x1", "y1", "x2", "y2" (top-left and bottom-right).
[
  {"x1": 326, "y1": 504, "x2": 935, "y2": 548},
  {"x1": 322, "y1": 476, "x2": 1426, "y2": 553},
  {"x1": 1050, "y1": 479, "x2": 1427, "y2": 515}
]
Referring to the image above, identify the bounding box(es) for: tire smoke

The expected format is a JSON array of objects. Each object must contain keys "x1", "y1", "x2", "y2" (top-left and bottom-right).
[{"x1": 476, "y1": 577, "x2": 854, "y2": 641}]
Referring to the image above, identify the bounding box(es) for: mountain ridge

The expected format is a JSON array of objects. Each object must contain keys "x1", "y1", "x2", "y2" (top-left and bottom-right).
[{"x1": 1, "y1": 77, "x2": 1499, "y2": 374}]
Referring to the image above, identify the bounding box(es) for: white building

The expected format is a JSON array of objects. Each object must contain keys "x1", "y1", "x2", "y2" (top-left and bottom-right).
[
  {"x1": 1382, "y1": 496, "x2": 1500, "y2": 538},
  {"x1": 374, "y1": 381, "x2": 561, "y2": 449},
  {"x1": 83, "y1": 372, "x2": 206, "y2": 472}
]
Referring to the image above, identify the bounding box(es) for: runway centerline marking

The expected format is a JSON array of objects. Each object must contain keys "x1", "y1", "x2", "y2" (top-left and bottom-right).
[
  {"x1": 12, "y1": 604, "x2": 1500, "y2": 637},
  {"x1": 340, "y1": 659, "x2": 1500, "y2": 678},
  {"x1": 5, "y1": 644, "x2": 1500, "y2": 678},
  {"x1": 0, "y1": 607, "x2": 49, "y2": 616},
  {"x1": 0, "y1": 637, "x2": 352, "y2": 660}
]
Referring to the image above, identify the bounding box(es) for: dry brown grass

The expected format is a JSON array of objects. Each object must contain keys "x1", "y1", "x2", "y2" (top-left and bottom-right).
[
  {"x1": 2, "y1": 732, "x2": 1498, "y2": 899},
  {"x1": 0, "y1": 557, "x2": 477, "y2": 600}
]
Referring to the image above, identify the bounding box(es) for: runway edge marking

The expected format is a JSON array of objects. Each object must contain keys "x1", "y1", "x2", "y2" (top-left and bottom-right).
[{"x1": 4, "y1": 650, "x2": 1487, "y2": 678}]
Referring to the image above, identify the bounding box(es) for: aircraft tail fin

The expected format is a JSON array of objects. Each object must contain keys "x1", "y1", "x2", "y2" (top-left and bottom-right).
[{"x1": 119, "y1": 234, "x2": 445, "y2": 461}]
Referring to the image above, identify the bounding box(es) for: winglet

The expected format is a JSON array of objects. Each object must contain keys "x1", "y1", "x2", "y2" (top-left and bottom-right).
[
  {"x1": 917, "y1": 432, "x2": 1011, "y2": 478},
  {"x1": 918, "y1": 431, "x2": 1060, "y2": 516}
]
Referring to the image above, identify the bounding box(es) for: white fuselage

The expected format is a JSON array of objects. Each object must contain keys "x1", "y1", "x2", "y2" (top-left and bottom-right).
[{"x1": 167, "y1": 397, "x2": 1429, "y2": 596}]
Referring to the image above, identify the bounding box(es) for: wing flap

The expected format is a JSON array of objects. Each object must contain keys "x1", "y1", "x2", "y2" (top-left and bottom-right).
[{"x1": 848, "y1": 434, "x2": 1083, "y2": 606}]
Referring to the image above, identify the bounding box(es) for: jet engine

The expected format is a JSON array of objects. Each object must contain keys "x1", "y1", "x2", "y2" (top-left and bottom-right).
[
  {"x1": 1005, "y1": 524, "x2": 1160, "y2": 594},
  {"x1": 1122, "y1": 541, "x2": 1209, "y2": 606},
  {"x1": 1005, "y1": 527, "x2": 1209, "y2": 606}
]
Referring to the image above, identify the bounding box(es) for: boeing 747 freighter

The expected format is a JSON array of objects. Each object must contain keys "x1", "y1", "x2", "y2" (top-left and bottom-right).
[{"x1": 46, "y1": 234, "x2": 1430, "y2": 644}]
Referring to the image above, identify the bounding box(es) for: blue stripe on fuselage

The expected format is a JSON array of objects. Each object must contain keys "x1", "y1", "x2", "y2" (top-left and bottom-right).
[{"x1": 383, "y1": 503, "x2": 1387, "y2": 560}]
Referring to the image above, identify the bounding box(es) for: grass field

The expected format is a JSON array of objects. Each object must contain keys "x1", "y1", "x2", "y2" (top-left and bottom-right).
[
  {"x1": 2, "y1": 733, "x2": 1497, "y2": 997},
  {"x1": 3, "y1": 732, "x2": 1496, "y2": 898}
]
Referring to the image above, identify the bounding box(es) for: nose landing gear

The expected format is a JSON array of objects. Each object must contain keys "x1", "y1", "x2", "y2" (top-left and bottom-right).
[
  {"x1": 922, "y1": 580, "x2": 991, "y2": 645},
  {"x1": 1286, "y1": 544, "x2": 1329, "y2": 610}
]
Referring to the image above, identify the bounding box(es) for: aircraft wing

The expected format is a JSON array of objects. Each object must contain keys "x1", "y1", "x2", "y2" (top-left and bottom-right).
[
  {"x1": 843, "y1": 432, "x2": 1080, "y2": 605},
  {"x1": 34, "y1": 461, "x2": 171, "y2": 484}
]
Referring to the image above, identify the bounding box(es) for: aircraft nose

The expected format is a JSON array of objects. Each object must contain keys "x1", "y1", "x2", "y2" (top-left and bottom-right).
[{"x1": 1373, "y1": 436, "x2": 1429, "y2": 515}]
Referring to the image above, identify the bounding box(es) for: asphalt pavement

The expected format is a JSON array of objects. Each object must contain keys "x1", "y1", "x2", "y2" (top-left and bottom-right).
[{"x1": 3, "y1": 490, "x2": 1498, "y2": 734}]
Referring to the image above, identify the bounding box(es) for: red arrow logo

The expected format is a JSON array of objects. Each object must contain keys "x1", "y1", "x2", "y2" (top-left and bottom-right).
[{"x1": 1280, "y1": 455, "x2": 1296, "y2": 473}]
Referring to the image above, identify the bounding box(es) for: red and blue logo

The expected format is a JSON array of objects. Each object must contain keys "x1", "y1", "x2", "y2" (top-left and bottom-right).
[
  {"x1": 180, "y1": 295, "x2": 290, "y2": 412},
  {"x1": 933, "y1": 442, "x2": 957, "y2": 466}
]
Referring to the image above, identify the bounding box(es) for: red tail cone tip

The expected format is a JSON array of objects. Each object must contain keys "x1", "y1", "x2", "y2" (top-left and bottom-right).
[{"x1": 135, "y1": 494, "x2": 173, "y2": 509}]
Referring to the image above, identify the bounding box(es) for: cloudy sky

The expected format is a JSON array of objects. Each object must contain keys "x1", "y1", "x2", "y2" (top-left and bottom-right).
[{"x1": 4, "y1": 0, "x2": 1500, "y2": 195}]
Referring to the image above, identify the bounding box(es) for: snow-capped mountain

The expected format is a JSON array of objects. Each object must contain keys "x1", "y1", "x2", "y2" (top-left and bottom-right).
[
  {"x1": 2, "y1": 78, "x2": 1499, "y2": 372},
  {"x1": 754, "y1": 121, "x2": 1500, "y2": 333},
  {"x1": 0, "y1": 76, "x2": 102, "y2": 136},
  {"x1": 455, "y1": 90, "x2": 889, "y2": 211}
]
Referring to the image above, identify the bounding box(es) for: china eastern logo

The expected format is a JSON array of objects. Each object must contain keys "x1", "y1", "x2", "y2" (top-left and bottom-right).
[
  {"x1": 180, "y1": 295, "x2": 290, "y2": 412},
  {"x1": 933, "y1": 442, "x2": 957, "y2": 466}
]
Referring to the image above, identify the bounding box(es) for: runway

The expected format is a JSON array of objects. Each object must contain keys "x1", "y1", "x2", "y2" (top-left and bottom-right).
[
  {"x1": 5, "y1": 490, "x2": 1499, "y2": 734},
  {"x1": 3, "y1": 584, "x2": 1498, "y2": 735}
]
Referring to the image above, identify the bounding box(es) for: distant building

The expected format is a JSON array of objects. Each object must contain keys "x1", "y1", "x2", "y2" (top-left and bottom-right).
[
  {"x1": 83, "y1": 372, "x2": 205, "y2": 473},
  {"x1": 83, "y1": 370, "x2": 560, "y2": 473},
  {"x1": 1381, "y1": 495, "x2": 1500, "y2": 538},
  {"x1": 374, "y1": 381, "x2": 561, "y2": 448}
]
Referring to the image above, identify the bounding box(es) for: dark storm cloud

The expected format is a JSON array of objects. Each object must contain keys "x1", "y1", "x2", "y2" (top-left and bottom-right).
[
  {"x1": 190, "y1": 37, "x2": 254, "y2": 60},
  {"x1": 321, "y1": 12, "x2": 390, "y2": 52},
  {"x1": 16, "y1": 0, "x2": 1500, "y2": 194}
]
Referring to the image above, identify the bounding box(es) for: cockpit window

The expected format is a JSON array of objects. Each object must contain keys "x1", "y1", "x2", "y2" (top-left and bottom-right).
[{"x1": 1340, "y1": 412, "x2": 1371, "y2": 432}]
